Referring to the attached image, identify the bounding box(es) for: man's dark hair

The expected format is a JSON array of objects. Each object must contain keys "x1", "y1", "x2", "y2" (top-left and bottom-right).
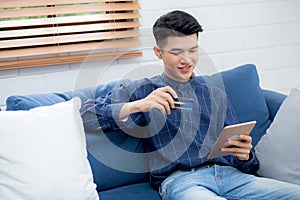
[{"x1": 153, "y1": 10, "x2": 203, "y2": 47}]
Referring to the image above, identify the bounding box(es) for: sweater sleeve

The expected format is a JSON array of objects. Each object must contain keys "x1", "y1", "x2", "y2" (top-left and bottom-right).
[
  {"x1": 80, "y1": 82, "x2": 145, "y2": 133},
  {"x1": 230, "y1": 150, "x2": 259, "y2": 174},
  {"x1": 79, "y1": 93, "x2": 123, "y2": 132}
]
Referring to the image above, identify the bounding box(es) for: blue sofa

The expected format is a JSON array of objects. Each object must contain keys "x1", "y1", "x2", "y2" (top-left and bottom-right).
[{"x1": 5, "y1": 64, "x2": 286, "y2": 200}]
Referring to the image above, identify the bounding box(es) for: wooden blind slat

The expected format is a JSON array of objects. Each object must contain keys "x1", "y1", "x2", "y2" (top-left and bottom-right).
[
  {"x1": 0, "y1": 0, "x2": 137, "y2": 8},
  {"x1": 0, "y1": 3, "x2": 140, "y2": 19},
  {"x1": 0, "y1": 13, "x2": 141, "y2": 28},
  {"x1": 0, "y1": 51, "x2": 142, "y2": 70},
  {"x1": 0, "y1": 39, "x2": 141, "y2": 59},
  {"x1": 1, "y1": 22, "x2": 141, "y2": 38},
  {"x1": 1, "y1": 30, "x2": 140, "y2": 48}
]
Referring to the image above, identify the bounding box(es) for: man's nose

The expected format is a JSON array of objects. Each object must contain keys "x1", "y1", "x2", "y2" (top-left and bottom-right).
[{"x1": 179, "y1": 52, "x2": 193, "y2": 64}]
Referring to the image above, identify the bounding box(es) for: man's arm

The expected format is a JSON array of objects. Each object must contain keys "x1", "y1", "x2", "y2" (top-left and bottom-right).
[
  {"x1": 80, "y1": 84, "x2": 178, "y2": 132},
  {"x1": 119, "y1": 86, "x2": 178, "y2": 119}
]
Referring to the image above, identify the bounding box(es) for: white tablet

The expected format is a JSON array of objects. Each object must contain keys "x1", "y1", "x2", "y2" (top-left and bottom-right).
[{"x1": 207, "y1": 121, "x2": 257, "y2": 159}]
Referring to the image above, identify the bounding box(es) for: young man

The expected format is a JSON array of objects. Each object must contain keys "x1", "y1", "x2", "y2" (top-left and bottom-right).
[{"x1": 81, "y1": 10, "x2": 300, "y2": 199}]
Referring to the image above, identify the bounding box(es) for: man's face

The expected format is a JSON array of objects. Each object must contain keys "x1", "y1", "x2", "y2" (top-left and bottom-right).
[{"x1": 155, "y1": 34, "x2": 199, "y2": 82}]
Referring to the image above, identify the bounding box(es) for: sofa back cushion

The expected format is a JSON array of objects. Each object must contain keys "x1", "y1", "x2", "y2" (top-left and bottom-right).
[
  {"x1": 6, "y1": 92, "x2": 72, "y2": 110},
  {"x1": 262, "y1": 90, "x2": 287, "y2": 122},
  {"x1": 210, "y1": 64, "x2": 271, "y2": 146},
  {"x1": 87, "y1": 131, "x2": 148, "y2": 191}
]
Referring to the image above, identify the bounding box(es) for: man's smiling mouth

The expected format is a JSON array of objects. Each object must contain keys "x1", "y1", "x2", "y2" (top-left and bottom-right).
[{"x1": 178, "y1": 65, "x2": 192, "y2": 72}]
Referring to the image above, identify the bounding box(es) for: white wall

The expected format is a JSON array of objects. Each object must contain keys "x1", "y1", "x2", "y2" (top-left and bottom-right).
[{"x1": 1, "y1": 0, "x2": 300, "y2": 107}]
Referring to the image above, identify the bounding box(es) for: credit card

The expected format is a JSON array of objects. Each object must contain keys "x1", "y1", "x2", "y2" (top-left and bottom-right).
[{"x1": 173, "y1": 97, "x2": 194, "y2": 112}]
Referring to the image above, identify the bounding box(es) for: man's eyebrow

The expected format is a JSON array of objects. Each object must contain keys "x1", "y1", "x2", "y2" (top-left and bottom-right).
[
  {"x1": 169, "y1": 48, "x2": 183, "y2": 52},
  {"x1": 169, "y1": 45, "x2": 199, "y2": 52},
  {"x1": 190, "y1": 45, "x2": 199, "y2": 50}
]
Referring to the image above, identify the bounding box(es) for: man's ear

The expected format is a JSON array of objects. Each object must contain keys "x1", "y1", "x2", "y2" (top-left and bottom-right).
[{"x1": 153, "y1": 46, "x2": 162, "y2": 59}]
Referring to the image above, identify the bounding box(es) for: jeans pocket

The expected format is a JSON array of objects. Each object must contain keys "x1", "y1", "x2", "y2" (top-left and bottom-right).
[
  {"x1": 160, "y1": 178, "x2": 174, "y2": 200},
  {"x1": 160, "y1": 171, "x2": 188, "y2": 199}
]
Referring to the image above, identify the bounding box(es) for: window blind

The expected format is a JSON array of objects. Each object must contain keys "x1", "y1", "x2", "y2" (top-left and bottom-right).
[{"x1": 0, "y1": 0, "x2": 142, "y2": 70}]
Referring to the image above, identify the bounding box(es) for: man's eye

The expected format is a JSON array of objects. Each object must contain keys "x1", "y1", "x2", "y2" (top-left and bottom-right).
[
  {"x1": 170, "y1": 51, "x2": 181, "y2": 55},
  {"x1": 189, "y1": 49, "x2": 198, "y2": 53}
]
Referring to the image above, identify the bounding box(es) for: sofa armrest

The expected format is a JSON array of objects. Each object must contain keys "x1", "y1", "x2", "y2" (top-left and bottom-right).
[{"x1": 262, "y1": 90, "x2": 287, "y2": 122}]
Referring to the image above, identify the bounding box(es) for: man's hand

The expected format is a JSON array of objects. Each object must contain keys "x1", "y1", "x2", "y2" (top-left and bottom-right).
[
  {"x1": 139, "y1": 86, "x2": 178, "y2": 115},
  {"x1": 119, "y1": 86, "x2": 177, "y2": 119},
  {"x1": 221, "y1": 134, "x2": 253, "y2": 161}
]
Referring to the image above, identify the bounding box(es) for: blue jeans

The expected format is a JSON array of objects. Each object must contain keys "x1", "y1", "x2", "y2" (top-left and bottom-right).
[{"x1": 160, "y1": 165, "x2": 300, "y2": 200}]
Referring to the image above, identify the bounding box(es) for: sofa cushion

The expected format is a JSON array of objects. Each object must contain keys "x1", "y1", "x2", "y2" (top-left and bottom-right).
[
  {"x1": 6, "y1": 92, "x2": 72, "y2": 110},
  {"x1": 211, "y1": 64, "x2": 271, "y2": 146},
  {"x1": 99, "y1": 182, "x2": 160, "y2": 200},
  {"x1": 0, "y1": 98, "x2": 98, "y2": 200},
  {"x1": 255, "y1": 88, "x2": 300, "y2": 185},
  {"x1": 5, "y1": 81, "x2": 120, "y2": 111},
  {"x1": 86, "y1": 130, "x2": 148, "y2": 191},
  {"x1": 262, "y1": 90, "x2": 287, "y2": 122}
]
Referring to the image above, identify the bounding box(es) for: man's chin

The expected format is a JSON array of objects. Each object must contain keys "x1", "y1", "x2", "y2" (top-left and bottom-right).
[{"x1": 178, "y1": 73, "x2": 193, "y2": 82}]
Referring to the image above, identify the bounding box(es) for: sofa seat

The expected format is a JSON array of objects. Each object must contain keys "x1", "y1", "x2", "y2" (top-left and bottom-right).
[{"x1": 99, "y1": 182, "x2": 160, "y2": 200}]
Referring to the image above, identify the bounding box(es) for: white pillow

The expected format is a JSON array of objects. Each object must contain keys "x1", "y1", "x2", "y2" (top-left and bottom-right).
[
  {"x1": 0, "y1": 98, "x2": 99, "y2": 200},
  {"x1": 255, "y1": 88, "x2": 300, "y2": 185}
]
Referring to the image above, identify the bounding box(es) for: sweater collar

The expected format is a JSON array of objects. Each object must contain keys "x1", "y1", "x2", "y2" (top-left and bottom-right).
[{"x1": 161, "y1": 73, "x2": 195, "y2": 88}]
